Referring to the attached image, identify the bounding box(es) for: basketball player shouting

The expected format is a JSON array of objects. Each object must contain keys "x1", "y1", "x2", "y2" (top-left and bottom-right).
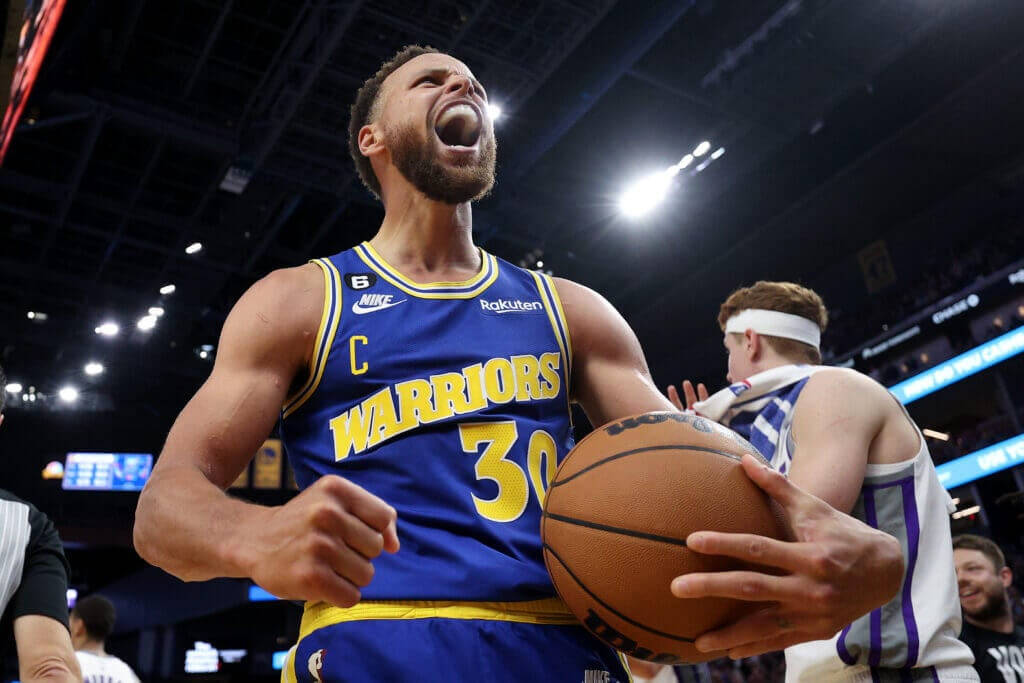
[
  {"x1": 135, "y1": 47, "x2": 902, "y2": 681},
  {"x1": 669, "y1": 281, "x2": 978, "y2": 682}
]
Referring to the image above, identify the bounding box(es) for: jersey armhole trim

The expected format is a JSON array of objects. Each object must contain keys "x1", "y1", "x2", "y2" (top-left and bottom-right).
[
  {"x1": 282, "y1": 258, "x2": 343, "y2": 419},
  {"x1": 531, "y1": 272, "x2": 573, "y2": 420}
]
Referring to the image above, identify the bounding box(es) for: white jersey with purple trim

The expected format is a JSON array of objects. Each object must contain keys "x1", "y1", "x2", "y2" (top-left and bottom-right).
[{"x1": 697, "y1": 365, "x2": 978, "y2": 683}]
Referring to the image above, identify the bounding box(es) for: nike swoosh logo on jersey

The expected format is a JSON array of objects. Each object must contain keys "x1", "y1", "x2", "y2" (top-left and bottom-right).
[{"x1": 351, "y1": 298, "x2": 407, "y2": 314}]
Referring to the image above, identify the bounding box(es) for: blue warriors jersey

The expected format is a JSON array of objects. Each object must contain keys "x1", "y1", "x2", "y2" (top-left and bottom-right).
[{"x1": 280, "y1": 242, "x2": 576, "y2": 602}]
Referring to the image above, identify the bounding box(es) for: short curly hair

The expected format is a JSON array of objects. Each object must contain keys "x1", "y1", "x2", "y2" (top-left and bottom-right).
[
  {"x1": 347, "y1": 45, "x2": 439, "y2": 200},
  {"x1": 72, "y1": 594, "x2": 117, "y2": 642}
]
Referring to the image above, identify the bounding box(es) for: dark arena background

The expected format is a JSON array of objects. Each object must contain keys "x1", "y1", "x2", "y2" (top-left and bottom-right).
[{"x1": 1, "y1": 1, "x2": 1023, "y2": 681}]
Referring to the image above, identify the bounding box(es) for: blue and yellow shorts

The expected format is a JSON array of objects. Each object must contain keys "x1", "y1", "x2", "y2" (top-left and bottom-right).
[{"x1": 280, "y1": 598, "x2": 633, "y2": 682}]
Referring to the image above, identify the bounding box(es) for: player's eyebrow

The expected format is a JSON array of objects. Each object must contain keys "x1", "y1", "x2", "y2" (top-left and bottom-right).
[{"x1": 411, "y1": 67, "x2": 487, "y2": 97}]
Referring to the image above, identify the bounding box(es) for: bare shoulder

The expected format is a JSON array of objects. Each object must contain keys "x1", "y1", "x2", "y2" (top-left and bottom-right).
[
  {"x1": 220, "y1": 262, "x2": 325, "y2": 366},
  {"x1": 550, "y1": 277, "x2": 627, "y2": 343},
  {"x1": 802, "y1": 367, "x2": 892, "y2": 408}
]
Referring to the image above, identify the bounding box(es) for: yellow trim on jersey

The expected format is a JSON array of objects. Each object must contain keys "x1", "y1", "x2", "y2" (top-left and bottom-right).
[
  {"x1": 542, "y1": 273, "x2": 574, "y2": 376},
  {"x1": 618, "y1": 651, "x2": 635, "y2": 682},
  {"x1": 280, "y1": 645, "x2": 298, "y2": 683},
  {"x1": 530, "y1": 271, "x2": 573, "y2": 409},
  {"x1": 360, "y1": 241, "x2": 492, "y2": 288},
  {"x1": 299, "y1": 597, "x2": 577, "y2": 639},
  {"x1": 282, "y1": 258, "x2": 343, "y2": 418},
  {"x1": 354, "y1": 243, "x2": 500, "y2": 299}
]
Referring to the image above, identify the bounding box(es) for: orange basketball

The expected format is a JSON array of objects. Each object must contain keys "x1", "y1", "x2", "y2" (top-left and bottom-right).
[{"x1": 541, "y1": 411, "x2": 789, "y2": 664}]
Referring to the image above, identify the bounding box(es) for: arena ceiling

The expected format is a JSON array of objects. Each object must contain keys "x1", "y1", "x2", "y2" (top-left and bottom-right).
[{"x1": 2, "y1": 0, "x2": 1023, "y2": 419}]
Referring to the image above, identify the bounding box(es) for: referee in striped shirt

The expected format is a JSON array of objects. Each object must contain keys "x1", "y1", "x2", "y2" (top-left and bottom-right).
[{"x1": 0, "y1": 364, "x2": 81, "y2": 682}]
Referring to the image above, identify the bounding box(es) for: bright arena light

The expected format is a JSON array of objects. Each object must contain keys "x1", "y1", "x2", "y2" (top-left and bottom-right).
[
  {"x1": 5, "y1": 382, "x2": 23, "y2": 394},
  {"x1": 185, "y1": 242, "x2": 203, "y2": 255},
  {"x1": 58, "y1": 386, "x2": 79, "y2": 403},
  {"x1": 487, "y1": 103, "x2": 503, "y2": 122},
  {"x1": 148, "y1": 306, "x2": 165, "y2": 317},
  {"x1": 710, "y1": 147, "x2": 725, "y2": 160},
  {"x1": 619, "y1": 169, "x2": 677, "y2": 219},
  {"x1": 693, "y1": 140, "x2": 711, "y2": 157},
  {"x1": 160, "y1": 284, "x2": 176, "y2": 295},
  {"x1": 137, "y1": 315, "x2": 158, "y2": 331},
  {"x1": 84, "y1": 362, "x2": 104, "y2": 376},
  {"x1": 95, "y1": 321, "x2": 120, "y2": 337}
]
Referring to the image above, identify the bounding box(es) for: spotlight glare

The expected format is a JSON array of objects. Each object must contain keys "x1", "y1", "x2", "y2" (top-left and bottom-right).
[
  {"x1": 148, "y1": 306, "x2": 165, "y2": 317},
  {"x1": 710, "y1": 147, "x2": 725, "y2": 160},
  {"x1": 487, "y1": 103, "x2": 503, "y2": 122},
  {"x1": 5, "y1": 382, "x2": 23, "y2": 394},
  {"x1": 677, "y1": 154, "x2": 694, "y2": 170},
  {"x1": 84, "y1": 362, "x2": 104, "y2": 376},
  {"x1": 536, "y1": 260, "x2": 544, "y2": 268},
  {"x1": 137, "y1": 315, "x2": 157, "y2": 331},
  {"x1": 27, "y1": 311, "x2": 34, "y2": 319},
  {"x1": 693, "y1": 141, "x2": 711, "y2": 157},
  {"x1": 95, "y1": 322, "x2": 120, "y2": 337},
  {"x1": 160, "y1": 284, "x2": 176, "y2": 295},
  {"x1": 199, "y1": 350, "x2": 209, "y2": 359},
  {"x1": 619, "y1": 170, "x2": 674, "y2": 219},
  {"x1": 185, "y1": 242, "x2": 203, "y2": 255},
  {"x1": 58, "y1": 386, "x2": 79, "y2": 403}
]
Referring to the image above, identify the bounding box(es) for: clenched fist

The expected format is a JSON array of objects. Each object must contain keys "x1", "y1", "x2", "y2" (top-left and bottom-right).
[{"x1": 240, "y1": 475, "x2": 400, "y2": 607}]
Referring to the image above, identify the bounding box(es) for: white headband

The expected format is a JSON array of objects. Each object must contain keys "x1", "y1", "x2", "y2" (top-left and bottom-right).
[{"x1": 725, "y1": 309, "x2": 821, "y2": 349}]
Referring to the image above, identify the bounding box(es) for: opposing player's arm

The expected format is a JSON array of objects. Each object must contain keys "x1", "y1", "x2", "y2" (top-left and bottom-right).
[
  {"x1": 135, "y1": 265, "x2": 398, "y2": 606},
  {"x1": 786, "y1": 369, "x2": 885, "y2": 514},
  {"x1": 551, "y1": 278, "x2": 676, "y2": 425}
]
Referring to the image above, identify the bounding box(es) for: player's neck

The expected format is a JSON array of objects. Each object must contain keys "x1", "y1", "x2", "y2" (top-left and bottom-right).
[
  {"x1": 372, "y1": 195, "x2": 478, "y2": 278},
  {"x1": 78, "y1": 639, "x2": 107, "y2": 655},
  {"x1": 750, "y1": 355, "x2": 806, "y2": 377},
  {"x1": 965, "y1": 603, "x2": 1015, "y2": 634}
]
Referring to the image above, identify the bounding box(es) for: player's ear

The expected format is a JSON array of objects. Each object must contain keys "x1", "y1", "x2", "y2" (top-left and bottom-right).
[
  {"x1": 1000, "y1": 565, "x2": 1013, "y2": 588},
  {"x1": 745, "y1": 329, "x2": 760, "y2": 361},
  {"x1": 359, "y1": 124, "x2": 385, "y2": 157}
]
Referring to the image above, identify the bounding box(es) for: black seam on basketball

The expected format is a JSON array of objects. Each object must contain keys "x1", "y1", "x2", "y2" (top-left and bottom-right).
[
  {"x1": 544, "y1": 512, "x2": 688, "y2": 548},
  {"x1": 543, "y1": 543, "x2": 697, "y2": 643},
  {"x1": 550, "y1": 444, "x2": 741, "y2": 488}
]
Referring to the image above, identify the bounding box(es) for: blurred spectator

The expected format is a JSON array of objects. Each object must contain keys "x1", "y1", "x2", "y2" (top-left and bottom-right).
[
  {"x1": 953, "y1": 535, "x2": 1024, "y2": 682},
  {"x1": 70, "y1": 594, "x2": 139, "y2": 683}
]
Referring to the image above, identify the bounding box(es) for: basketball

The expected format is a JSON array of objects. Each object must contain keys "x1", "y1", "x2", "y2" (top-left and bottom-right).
[{"x1": 541, "y1": 411, "x2": 789, "y2": 665}]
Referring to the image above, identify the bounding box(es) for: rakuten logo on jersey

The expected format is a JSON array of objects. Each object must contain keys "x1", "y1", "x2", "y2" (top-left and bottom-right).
[{"x1": 479, "y1": 298, "x2": 543, "y2": 314}]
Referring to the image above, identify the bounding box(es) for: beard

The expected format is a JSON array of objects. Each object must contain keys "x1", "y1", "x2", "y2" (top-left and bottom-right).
[
  {"x1": 387, "y1": 121, "x2": 496, "y2": 204},
  {"x1": 963, "y1": 583, "x2": 1010, "y2": 622}
]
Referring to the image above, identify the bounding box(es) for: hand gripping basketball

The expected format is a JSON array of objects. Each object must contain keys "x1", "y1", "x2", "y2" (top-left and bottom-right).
[
  {"x1": 243, "y1": 475, "x2": 400, "y2": 608},
  {"x1": 670, "y1": 455, "x2": 905, "y2": 659}
]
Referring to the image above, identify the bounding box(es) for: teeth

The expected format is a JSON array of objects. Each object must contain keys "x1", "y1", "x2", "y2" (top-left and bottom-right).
[{"x1": 438, "y1": 104, "x2": 479, "y2": 129}]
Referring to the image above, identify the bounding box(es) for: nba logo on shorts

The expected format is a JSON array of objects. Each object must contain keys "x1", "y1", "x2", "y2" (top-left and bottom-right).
[
  {"x1": 307, "y1": 649, "x2": 325, "y2": 682},
  {"x1": 582, "y1": 669, "x2": 610, "y2": 683}
]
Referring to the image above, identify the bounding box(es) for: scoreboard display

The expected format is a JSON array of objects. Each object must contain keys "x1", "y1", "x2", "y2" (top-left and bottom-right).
[{"x1": 62, "y1": 452, "x2": 153, "y2": 491}]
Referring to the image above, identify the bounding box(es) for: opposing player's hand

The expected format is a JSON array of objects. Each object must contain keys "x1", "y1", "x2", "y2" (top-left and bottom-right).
[
  {"x1": 243, "y1": 475, "x2": 399, "y2": 608},
  {"x1": 670, "y1": 455, "x2": 904, "y2": 658},
  {"x1": 666, "y1": 380, "x2": 708, "y2": 412}
]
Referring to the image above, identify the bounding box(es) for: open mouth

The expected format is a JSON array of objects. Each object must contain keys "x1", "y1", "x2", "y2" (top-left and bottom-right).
[{"x1": 435, "y1": 103, "x2": 482, "y2": 148}]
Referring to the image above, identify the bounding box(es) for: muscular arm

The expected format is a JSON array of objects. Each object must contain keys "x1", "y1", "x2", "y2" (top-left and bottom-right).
[
  {"x1": 786, "y1": 369, "x2": 886, "y2": 514},
  {"x1": 14, "y1": 615, "x2": 81, "y2": 683},
  {"x1": 133, "y1": 265, "x2": 321, "y2": 581},
  {"x1": 551, "y1": 278, "x2": 675, "y2": 424}
]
